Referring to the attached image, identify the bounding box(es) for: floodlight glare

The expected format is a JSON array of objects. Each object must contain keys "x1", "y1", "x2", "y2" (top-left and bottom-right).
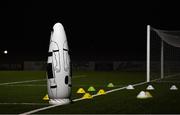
[{"x1": 4, "y1": 50, "x2": 8, "y2": 54}]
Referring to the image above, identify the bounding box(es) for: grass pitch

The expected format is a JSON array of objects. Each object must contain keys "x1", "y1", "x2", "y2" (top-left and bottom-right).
[{"x1": 0, "y1": 71, "x2": 180, "y2": 114}]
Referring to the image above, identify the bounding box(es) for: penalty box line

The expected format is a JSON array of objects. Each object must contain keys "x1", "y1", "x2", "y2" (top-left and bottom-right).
[{"x1": 20, "y1": 81, "x2": 148, "y2": 115}]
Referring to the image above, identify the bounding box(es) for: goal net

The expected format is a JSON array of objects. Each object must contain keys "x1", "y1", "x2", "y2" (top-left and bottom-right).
[{"x1": 147, "y1": 25, "x2": 180, "y2": 83}]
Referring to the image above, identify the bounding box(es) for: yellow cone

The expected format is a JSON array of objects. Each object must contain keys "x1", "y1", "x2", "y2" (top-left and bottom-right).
[
  {"x1": 43, "y1": 94, "x2": 49, "y2": 101},
  {"x1": 77, "y1": 88, "x2": 86, "y2": 93},
  {"x1": 97, "y1": 89, "x2": 106, "y2": 95},
  {"x1": 82, "y1": 93, "x2": 93, "y2": 99},
  {"x1": 145, "y1": 91, "x2": 153, "y2": 98}
]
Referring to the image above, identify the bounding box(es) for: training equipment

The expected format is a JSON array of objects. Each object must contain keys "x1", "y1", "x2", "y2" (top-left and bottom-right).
[
  {"x1": 107, "y1": 83, "x2": 114, "y2": 87},
  {"x1": 47, "y1": 23, "x2": 71, "y2": 105},
  {"x1": 77, "y1": 88, "x2": 86, "y2": 93},
  {"x1": 145, "y1": 91, "x2": 153, "y2": 98},
  {"x1": 88, "y1": 86, "x2": 96, "y2": 91},
  {"x1": 146, "y1": 85, "x2": 154, "y2": 90},
  {"x1": 170, "y1": 85, "x2": 178, "y2": 90},
  {"x1": 147, "y1": 25, "x2": 180, "y2": 82},
  {"x1": 82, "y1": 93, "x2": 93, "y2": 99},
  {"x1": 137, "y1": 91, "x2": 152, "y2": 99},
  {"x1": 43, "y1": 94, "x2": 49, "y2": 101},
  {"x1": 97, "y1": 89, "x2": 106, "y2": 95},
  {"x1": 137, "y1": 91, "x2": 147, "y2": 99},
  {"x1": 126, "y1": 85, "x2": 134, "y2": 90}
]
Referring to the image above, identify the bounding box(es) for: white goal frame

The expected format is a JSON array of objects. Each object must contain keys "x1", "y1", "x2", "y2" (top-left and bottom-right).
[{"x1": 147, "y1": 25, "x2": 164, "y2": 82}]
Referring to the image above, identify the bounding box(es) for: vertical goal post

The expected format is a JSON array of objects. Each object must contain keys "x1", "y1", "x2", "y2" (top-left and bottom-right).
[
  {"x1": 147, "y1": 25, "x2": 164, "y2": 82},
  {"x1": 146, "y1": 25, "x2": 180, "y2": 82},
  {"x1": 147, "y1": 25, "x2": 150, "y2": 82}
]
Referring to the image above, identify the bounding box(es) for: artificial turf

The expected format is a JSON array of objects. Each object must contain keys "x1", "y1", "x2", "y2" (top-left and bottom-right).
[{"x1": 0, "y1": 71, "x2": 180, "y2": 114}]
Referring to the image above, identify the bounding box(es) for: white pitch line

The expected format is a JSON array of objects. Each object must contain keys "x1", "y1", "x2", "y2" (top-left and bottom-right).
[
  {"x1": 19, "y1": 81, "x2": 148, "y2": 115},
  {"x1": 0, "y1": 75, "x2": 87, "y2": 105},
  {"x1": 19, "y1": 104, "x2": 60, "y2": 115},
  {"x1": 2, "y1": 84, "x2": 111, "y2": 87},
  {"x1": 105, "y1": 81, "x2": 147, "y2": 94},
  {"x1": 150, "y1": 73, "x2": 180, "y2": 83},
  {"x1": 156, "y1": 81, "x2": 180, "y2": 83},
  {"x1": 0, "y1": 102, "x2": 49, "y2": 105},
  {"x1": 0, "y1": 75, "x2": 86, "y2": 86},
  {"x1": 0, "y1": 79, "x2": 45, "y2": 86},
  {"x1": 2, "y1": 85, "x2": 46, "y2": 87},
  {"x1": 20, "y1": 74, "x2": 180, "y2": 114}
]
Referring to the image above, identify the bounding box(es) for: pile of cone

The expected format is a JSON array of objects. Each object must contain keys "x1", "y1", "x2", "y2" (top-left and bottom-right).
[{"x1": 76, "y1": 83, "x2": 115, "y2": 99}]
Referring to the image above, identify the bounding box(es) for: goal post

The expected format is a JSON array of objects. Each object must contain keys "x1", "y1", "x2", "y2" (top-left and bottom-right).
[
  {"x1": 146, "y1": 25, "x2": 180, "y2": 82},
  {"x1": 161, "y1": 40, "x2": 164, "y2": 79},
  {"x1": 147, "y1": 25, "x2": 150, "y2": 82}
]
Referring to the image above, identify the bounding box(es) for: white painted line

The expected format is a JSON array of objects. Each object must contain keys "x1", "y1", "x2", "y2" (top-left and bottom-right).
[
  {"x1": 0, "y1": 75, "x2": 86, "y2": 86},
  {"x1": 19, "y1": 74, "x2": 180, "y2": 114},
  {"x1": 106, "y1": 81, "x2": 147, "y2": 94},
  {"x1": 19, "y1": 104, "x2": 60, "y2": 115},
  {"x1": 156, "y1": 81, "x2": 180, "y2": 83},
  {"x1": 19, "y1": 81, "x2": 148, "y2": 115},
  {"x1": 151, "y1": 73, "x2": 180, "y2": 82},
  {"x1": 0, "y1": 79, "x2": 45, "y2": 86},
  {"x1": 0, "y1": 102, "x2": 49, "y2": 105},
  {"x1": 2, "y1": 85, "x2": 46, "y2": 87},
  {"x1": 72, "y1": 98, "x2": 85, "y2": 102}
]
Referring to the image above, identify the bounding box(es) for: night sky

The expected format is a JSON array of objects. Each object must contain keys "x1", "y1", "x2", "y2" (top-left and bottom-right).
[{"x1": 1, "y1": 1, "x2": 180, "y2": 61}]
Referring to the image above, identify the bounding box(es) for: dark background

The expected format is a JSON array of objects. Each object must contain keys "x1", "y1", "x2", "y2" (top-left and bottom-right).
[{"x1": 0, "y1": 1, "x2": 180, "y2": 62}]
